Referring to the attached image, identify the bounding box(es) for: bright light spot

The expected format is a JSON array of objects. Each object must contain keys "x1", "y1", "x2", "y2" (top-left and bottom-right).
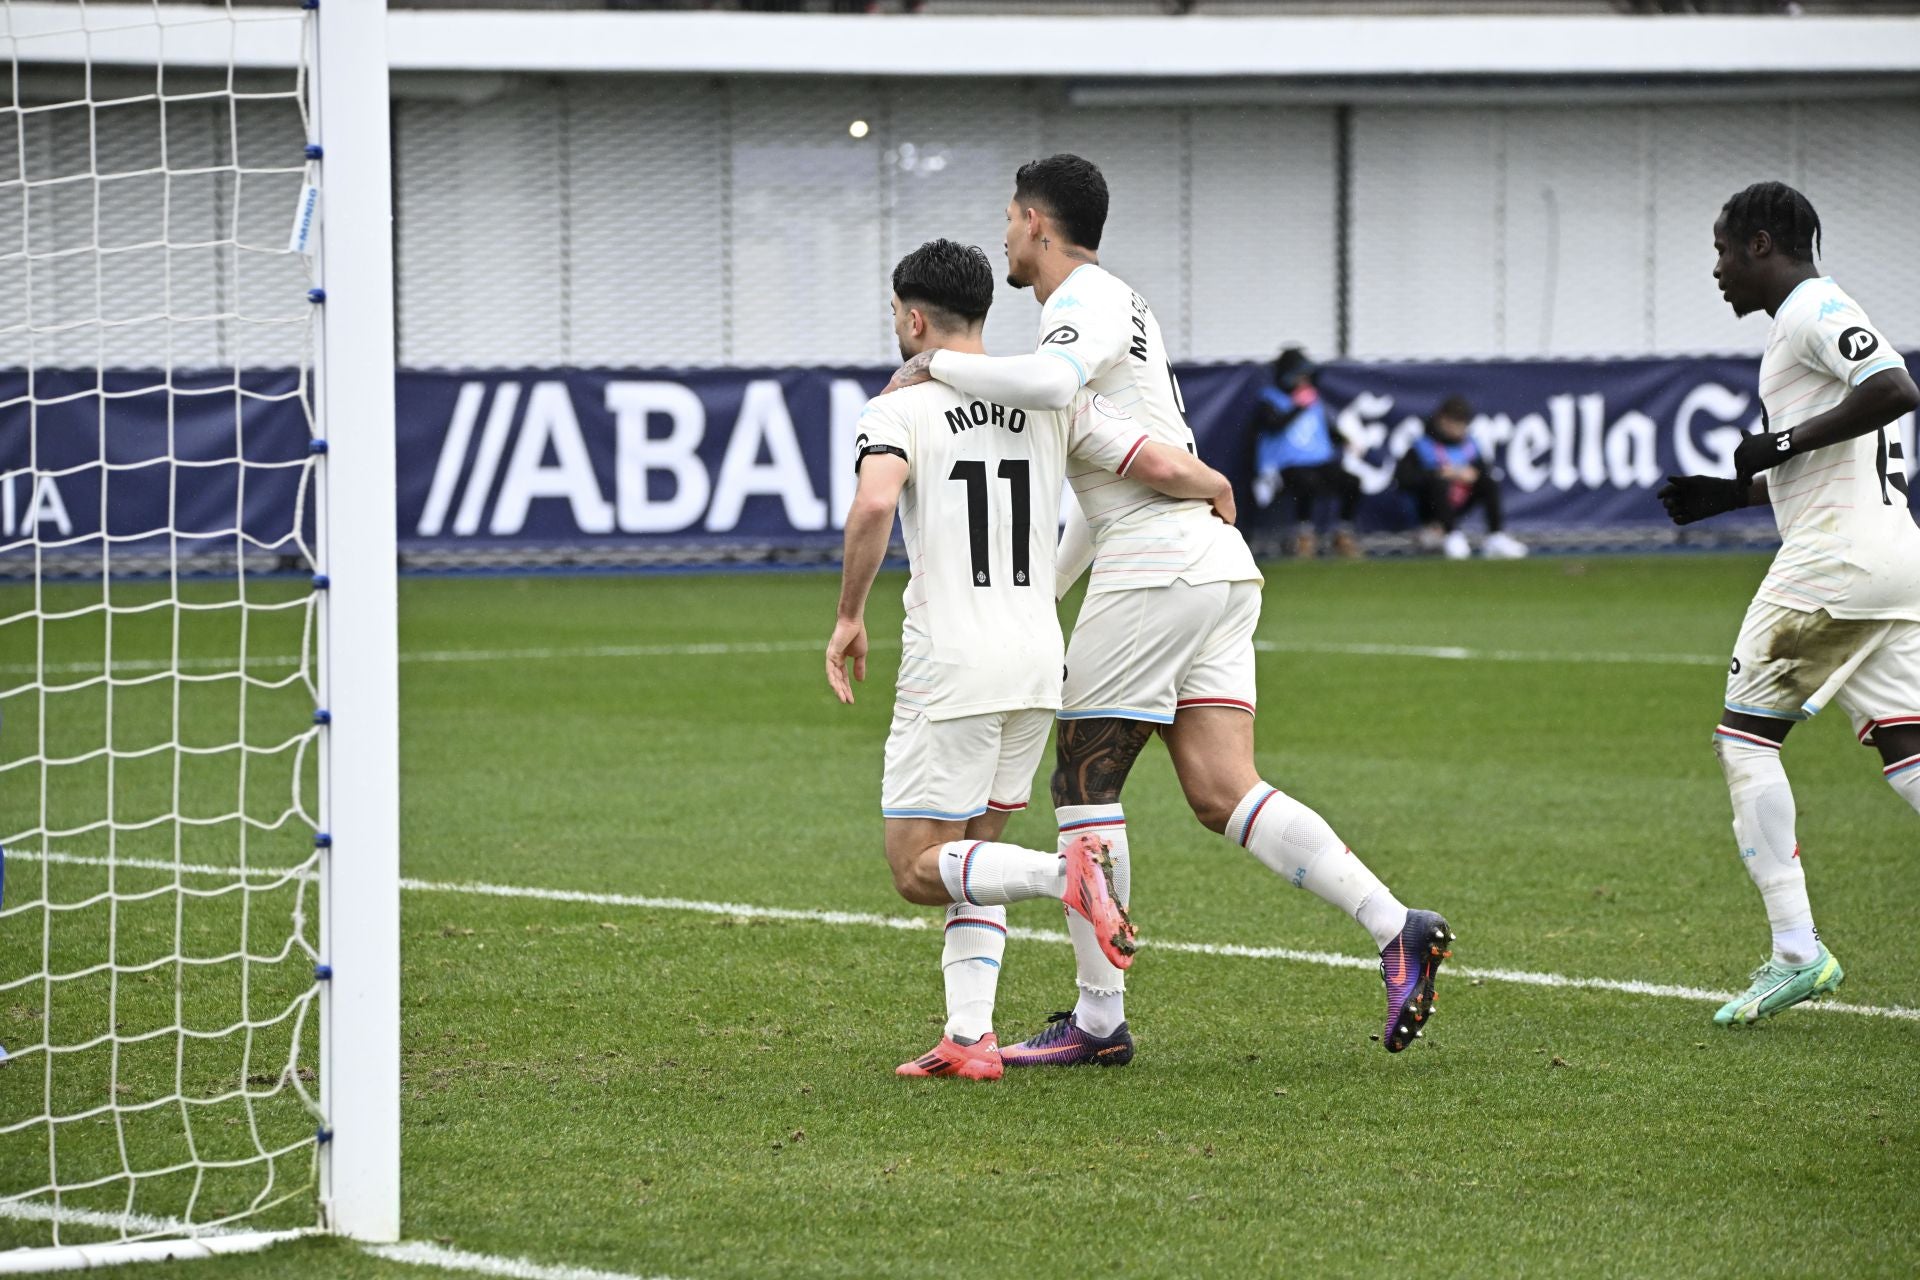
[{"x1": 848, "y1": 120, "x2": 869, "y2": 139}]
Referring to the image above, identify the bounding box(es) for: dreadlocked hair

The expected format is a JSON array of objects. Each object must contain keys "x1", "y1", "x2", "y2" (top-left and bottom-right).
[{"x1": 1720, "y1": 182, "x2": 1822, "y2": 263}]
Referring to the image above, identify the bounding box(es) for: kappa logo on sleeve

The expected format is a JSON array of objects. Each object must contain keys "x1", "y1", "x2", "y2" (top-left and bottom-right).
[
  {"x1": 1838, "y1": 327, "x2": 1881, "y2": 362},
  {"x1": 1041, "y1": 325, "x2": 1080, "y2": 347}
]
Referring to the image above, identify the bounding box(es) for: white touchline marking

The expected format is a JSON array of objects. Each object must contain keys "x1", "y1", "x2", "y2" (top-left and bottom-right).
[
  {"x1": 6, "y1": 639, "x2": 829, "y2": 679},
  {"x1": 1251, "y1": 639, "x2": 1727, "y2": 667},
  {"x1": 0, "y1": 1199, "x2": 234, "y2": 1237},
  {"x1": 14, "y1": 850, "x2": 1917, "y2": 1023},
  {"x1": 0, "y1": 1200, "x2": 679, "y2": 1280},
  {"x1": 2, "y1": 635, "x2": 1727, "y2": 680},
  {"x1": 364, "y1": 1241, "x2": 686, "y2": 1280}
]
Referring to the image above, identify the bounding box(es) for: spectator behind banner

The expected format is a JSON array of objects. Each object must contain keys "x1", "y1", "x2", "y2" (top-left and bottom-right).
[
  {"x1": 1394, "y1": 396, "x2": 1529, "y2": 561},
  {"x1": 1251, "y1": 347, "x2": 1363, "y2": 559}
]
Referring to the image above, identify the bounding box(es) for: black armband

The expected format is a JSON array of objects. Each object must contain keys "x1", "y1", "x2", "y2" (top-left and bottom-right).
[{"x1": 855, "y1": 444, "x2": 907, "y2": 473}]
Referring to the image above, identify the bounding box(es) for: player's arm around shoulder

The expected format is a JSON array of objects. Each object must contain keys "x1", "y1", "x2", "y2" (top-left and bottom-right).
[
  {"x1": 1127, "y1": 443, "x2": 1236, "y2": 525},
  {"x1": 1067, "y1": 391, "x2": 1235, "y2": 523},
  {"x1": 827, "y1": 403, "x2": 912, "y2": 704}
]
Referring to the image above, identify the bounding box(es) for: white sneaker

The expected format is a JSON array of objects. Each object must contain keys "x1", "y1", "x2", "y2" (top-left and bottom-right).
[
  {"x1": 1442, "y1": 530, "x2": 1471, "y2": 560},
  {"x1": 1483, "y1": 531, "x2": 1529, "y2": 560}
]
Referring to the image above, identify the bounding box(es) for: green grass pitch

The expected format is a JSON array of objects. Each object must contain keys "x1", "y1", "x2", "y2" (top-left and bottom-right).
[{"x1": 3, "y1": 554, "x2": 1917, "y2": 1278}]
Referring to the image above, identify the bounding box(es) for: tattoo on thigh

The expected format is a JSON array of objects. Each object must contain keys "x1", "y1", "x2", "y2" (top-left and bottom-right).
[{"x1": 1052, "y1": 717, "x2": 1157, "y2": 807}]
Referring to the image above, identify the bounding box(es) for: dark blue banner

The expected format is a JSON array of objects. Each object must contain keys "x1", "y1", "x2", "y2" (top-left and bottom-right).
[
  {"x1": 0, "y1": 369, "x2": 311, "y2": 556},
  {"x1": 1312, "y1": 355, "x2": 1918, "y2": 529},
  {"x1": 2, "y1": 357, "x2": 1912, "y2": 557}
]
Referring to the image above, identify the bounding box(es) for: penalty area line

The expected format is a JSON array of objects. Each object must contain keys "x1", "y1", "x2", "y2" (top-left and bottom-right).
[{"x1": 14, "y1": 849, "x2": 1918, "y2": 1023}]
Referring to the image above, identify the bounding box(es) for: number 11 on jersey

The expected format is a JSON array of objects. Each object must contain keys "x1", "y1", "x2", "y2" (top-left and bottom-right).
[{"x1": 949, "y1": 460, "x2": 1031, "y2": 587}]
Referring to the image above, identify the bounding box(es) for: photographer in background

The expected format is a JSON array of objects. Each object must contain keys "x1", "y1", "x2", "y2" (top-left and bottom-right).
[
  {"x1": 1394, "y1": 395, "x2": 1528, "y2": 561},
  {"x1": 1251, "y1": 348, "x2": 1363, "y2": 559}
]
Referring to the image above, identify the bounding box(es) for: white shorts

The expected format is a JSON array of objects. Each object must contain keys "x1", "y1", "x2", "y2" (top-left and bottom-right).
[
  {"x1": 1060, "y1": 578, "x2": 1261, "y2": 725},
  {"x1": 1725, "y1": 599, "x2": 1920, "y2": 745},
  {"x1": 880, "y1": 705, "x2": 1053, "y2": 821}
]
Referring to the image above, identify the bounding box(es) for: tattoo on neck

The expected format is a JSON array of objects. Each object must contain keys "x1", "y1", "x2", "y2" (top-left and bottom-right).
[
  {"x1": 1063, "y1": 247, "x2": 1094, "y2": 264},
  {"x1": 1041, "y1": 237, "x2": 1051, "y2": 251}
]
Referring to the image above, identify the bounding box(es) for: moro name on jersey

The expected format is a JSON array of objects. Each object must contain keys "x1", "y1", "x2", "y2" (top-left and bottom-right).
[{"x1": 943, "y1": 398, "x2": 1028, "y2": 435}]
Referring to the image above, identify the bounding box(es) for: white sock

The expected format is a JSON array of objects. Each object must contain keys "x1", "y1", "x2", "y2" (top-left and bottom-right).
[
  {"x1": 938, "y1": 839, "x2": 1065, "y2": 906},
  {"x1": 941, "y1": 904, "x2": 1006, "y2": 1043},
  {"x1": 1715, "y1": 728, "x2": 1818, "y2": 966},
  {"x1": 1885, "y1": 753, "x2": 1920, "y2": 814},
  {"x1": 1056, "y1": 804, "x2": 1128, "y2": 1037},
  {"x1": 1227, "y1": 782, "x2": 1408, "y2": 949}
]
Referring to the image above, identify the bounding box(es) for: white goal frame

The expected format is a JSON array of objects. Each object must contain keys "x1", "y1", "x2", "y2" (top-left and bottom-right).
[
  {"x1": 311, "y1": 0, "x2": 401, "y2": 1248},
  {"x1": 0, "y1": 0, "x2": 399, "y2": 1267}
]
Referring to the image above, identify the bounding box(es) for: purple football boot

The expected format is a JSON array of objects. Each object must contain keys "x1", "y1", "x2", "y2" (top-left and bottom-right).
[
  {"x1": 1001, "y1": 1011, "x2": 1134, "y2": 1068},
  {"x1": 1379, "y1": 909, "x2": 1453, "y2": 1053}
]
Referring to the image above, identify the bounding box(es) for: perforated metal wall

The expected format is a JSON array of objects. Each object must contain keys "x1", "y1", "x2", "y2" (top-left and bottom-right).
[
  {"x1": 393, "y1": 76, "x2": 1343, "y2": 370},
  {"x1": 1, "y1": 79, "x2": 308, "y2": 373},
  {"x1": 24, "y1": 74, "x2": 1888, "y2": 372},
  {"x1": 1350, "y1": 98, "x2": 1920, "y2": 359}
]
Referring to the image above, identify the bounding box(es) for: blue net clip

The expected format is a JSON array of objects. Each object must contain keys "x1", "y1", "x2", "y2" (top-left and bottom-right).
[
  {"x1": 311, "y1": 573, "x2": 330, "y2": 590},
  {"x1": 314, "y1": 963, "x2": 333, "y2": 981},
  {"x1": 314, "y1": 832, "x2": 333, "y2": 849},
  {"x1": 312, "y1": 708, "x2": 332, "y2": 726},
  {"x1": 307, "y1": 287, "x2": 326, "y2": 304},
  {"x1": 316, "y1": 1125, "x2": 333, "y2": 1144},
  {"x1": 309, "y1": 438, "x2": 329, "y2": 455},
  {"x1": 304, "y1": 143, "x2": 324, "y2": 161}
]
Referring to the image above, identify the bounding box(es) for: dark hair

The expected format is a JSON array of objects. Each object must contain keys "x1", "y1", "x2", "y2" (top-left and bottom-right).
[
  {"x1": 891, "y1": 239, "x2": 994, "y2": 329},
  {"x1": 1720, "y1": 182, "x2": 1822, "y2": 263},
  {"x1": 1272, "y1": 346, "x2": 1316, "y2": 390},
  {"x1": 1013, "y1": 153, "x2": 1109, "y2": 251},
  {"x1": 1434, "y1": 395, "x2": 1473, "y2": 423}
]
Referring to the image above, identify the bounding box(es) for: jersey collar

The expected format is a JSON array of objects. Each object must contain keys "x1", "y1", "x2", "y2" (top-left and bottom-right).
[{"x1": 1777, "y1": 275, "x2": 1832, "y2": 314}]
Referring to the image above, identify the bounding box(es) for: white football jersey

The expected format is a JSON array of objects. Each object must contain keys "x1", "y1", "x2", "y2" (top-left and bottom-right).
[
  {"x1": 1037, "y1": 263, "x2": 1260, "y2": 593},
  {"x1": 856, "y1": 382, "x2": 1145, "y2": 720},
  {"x1": 1754, "y1": 276, "x2": 1920, "y2": 623}
]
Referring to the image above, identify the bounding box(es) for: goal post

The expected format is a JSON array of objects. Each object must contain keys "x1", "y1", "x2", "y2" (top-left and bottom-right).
[
  {"x1": 0, "y1": 0, "x2": 399, "y2": 1264},
  {"x1": 311, "y1": 0, "x2": 401, "y2": 1246}
]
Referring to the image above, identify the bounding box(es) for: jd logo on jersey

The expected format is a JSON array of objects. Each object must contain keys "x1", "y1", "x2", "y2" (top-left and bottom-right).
[
  {"x1": 1838, "y1": 327, "x2": 1880, "y2": 362},
  {"x1": 1041, "y1": 325, "x2": 1079, "y2": 346}
]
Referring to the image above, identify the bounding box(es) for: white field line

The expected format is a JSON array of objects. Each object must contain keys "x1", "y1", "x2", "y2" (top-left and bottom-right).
[
  {"x1": 364, "y1": 1241, "x2": 684, "y2": 1280},
  {"x1": 1251, "y1": 639, "x2": 1727, "y2": 667},
  {"x1": 0, "y1": 1201, "x2": 678, "y2": 1280},
  {"x1": 0, "y1": 1199, "x2": 229, "y2": 1238},
  {"x1": 14, "y1": 850, "x2": 1917, "y2": 1023},
  {"x1": 1, "y1": 635, "x2": 1726, "y2": 680},
  {"x1": 7, "y1": 639, "x2": 827, "y2": 679}
]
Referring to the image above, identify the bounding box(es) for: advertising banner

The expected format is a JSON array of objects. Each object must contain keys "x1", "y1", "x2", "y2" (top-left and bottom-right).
[{"x1": 4, "y1": 357, "x2": 1913, "y2": 558}]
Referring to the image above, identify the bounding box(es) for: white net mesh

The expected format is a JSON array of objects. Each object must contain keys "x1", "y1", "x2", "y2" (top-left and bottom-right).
[{"x1": 0, "y1": 0, "x2": 326, "y2": 1252}]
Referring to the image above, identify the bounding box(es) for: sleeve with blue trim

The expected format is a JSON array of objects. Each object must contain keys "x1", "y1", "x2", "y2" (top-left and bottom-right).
[
  {"x1": 1790, "y1": 289, "x2": 1901, "y2": 389},
  {"x1": 928, "y1": 349, "x2": 1081, "y2": 411},
  {"x1": 1034, "y1": 288, "x2": 1132, "y2": 388}
]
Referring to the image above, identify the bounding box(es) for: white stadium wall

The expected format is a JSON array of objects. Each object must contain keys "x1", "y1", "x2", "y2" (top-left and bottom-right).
[
  {"x1": 11, "y1": 8, "x2": 1919, "y2": 371},
  {"x1": 390, "y1": 76, "x2": 1920, "y2": 370},
  {"x1": 14, "y1": 68, "x2": 1917, "y2": 374},
  {"x1": 391, "y1": 77, "x2": 1342, "y2": 370}
]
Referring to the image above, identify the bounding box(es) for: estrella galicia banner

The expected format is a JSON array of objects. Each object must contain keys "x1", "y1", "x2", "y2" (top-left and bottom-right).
[
  {"x1": 1313, "y1": 354, "x2": 1917, "y2": 528},
  {"x1": 2, "y1": 357, "x2": 1913, "y2": 557}
]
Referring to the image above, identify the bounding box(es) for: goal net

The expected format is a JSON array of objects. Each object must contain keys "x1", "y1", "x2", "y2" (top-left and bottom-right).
[{"x1": 0, "y1": 0, "x2": 398, "y2": 1264}]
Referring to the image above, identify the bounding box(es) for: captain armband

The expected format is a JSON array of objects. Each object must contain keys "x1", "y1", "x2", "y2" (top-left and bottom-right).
[{"x1": 854, "y1": 442, "x2": 908, "y2": 473}]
